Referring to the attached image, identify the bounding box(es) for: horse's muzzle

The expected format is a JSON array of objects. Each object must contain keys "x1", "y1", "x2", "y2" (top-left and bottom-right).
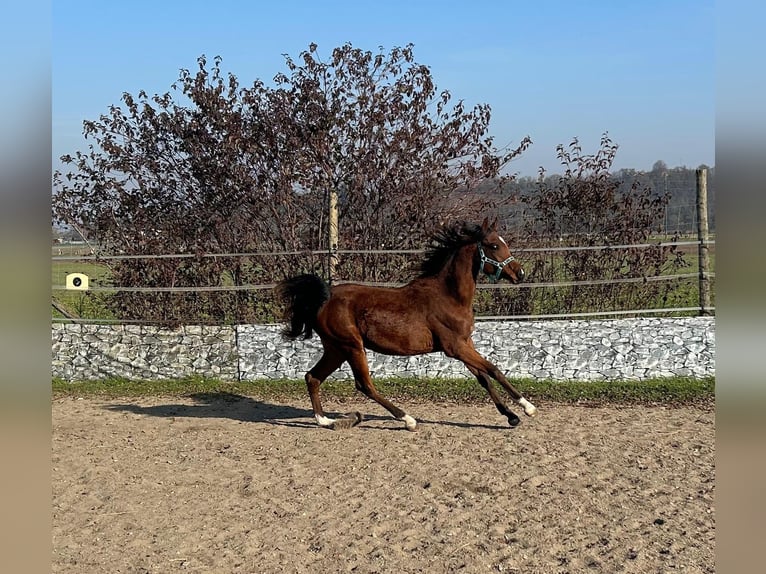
[{"x1": 507, "y1": 264, "x2": 525, "y2": 283}]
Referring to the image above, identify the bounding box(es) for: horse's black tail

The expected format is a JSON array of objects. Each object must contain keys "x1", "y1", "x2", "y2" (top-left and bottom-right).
[{"x1": 274, "y1": 274, "x2": 331, "y2": 340}]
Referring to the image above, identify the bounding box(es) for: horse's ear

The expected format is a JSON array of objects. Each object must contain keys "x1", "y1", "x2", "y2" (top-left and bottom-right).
[
  {"x1": 491, "y1": 217, "x2": 498, "y2": 231},
  {"x1": 481, "y1": 217, "x2": 490, "y2": 233}
]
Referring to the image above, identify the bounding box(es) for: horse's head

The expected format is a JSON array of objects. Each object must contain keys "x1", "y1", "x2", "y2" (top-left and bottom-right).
[{"x1": 478, "y1": 218, "x2": 525, "y2": 284}]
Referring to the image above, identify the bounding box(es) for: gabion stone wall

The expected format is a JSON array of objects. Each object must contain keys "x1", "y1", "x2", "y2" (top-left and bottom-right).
[
  {"x1": 52, "y1": 317, "x2": 714, "y2": 382},
  {"x1": 52, "y1": 324, "x2": 238, "y2": 381}
]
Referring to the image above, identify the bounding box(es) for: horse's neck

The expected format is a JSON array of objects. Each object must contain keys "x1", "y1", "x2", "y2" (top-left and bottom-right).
[{"x1": 439, "y1": 244, "x2": 477, "y2": 306}]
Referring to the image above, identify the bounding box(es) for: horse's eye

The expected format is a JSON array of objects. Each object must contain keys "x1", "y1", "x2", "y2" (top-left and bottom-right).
[{"x1": 490, "y1": 244, "x2": 498, "y2": 250}]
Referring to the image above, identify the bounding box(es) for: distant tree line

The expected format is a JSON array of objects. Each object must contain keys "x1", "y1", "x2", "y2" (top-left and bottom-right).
[
  {"x1": 467, "y1": 159, "x2": 714, "y2": 237},
  {"x1": 615, "y1": 161, "x2": 714, "y2": 234}
]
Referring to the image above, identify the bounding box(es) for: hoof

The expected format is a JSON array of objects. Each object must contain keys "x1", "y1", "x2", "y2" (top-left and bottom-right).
[
  {"x1": 507, "y1": 415, "x2": 521, "y2": 427},
  {"x1": 315, "y1": 414, "x2": 335, "y2": 428},
  {"x1": 331, "y1": 412, "x2": 363, "y2": 430},
  {"x1": 400, "y1": 414, "x2": 418, "y2": 431},
  {"x1": 519, "y1": 398, "x2": 537, "y2": 417}
]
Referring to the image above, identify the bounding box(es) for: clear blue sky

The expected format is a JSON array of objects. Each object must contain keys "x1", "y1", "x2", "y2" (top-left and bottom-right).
[{"x1": 52, "y1": 0, "x2": 714, "y2": 177}]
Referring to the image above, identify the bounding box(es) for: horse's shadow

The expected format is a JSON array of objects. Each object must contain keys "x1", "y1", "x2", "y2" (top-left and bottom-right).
[
  {"x1": 105, "y1": 392, "x2": 317, "y2": 428},
  {"x1": 104, "y1": 392, "x2": 509, "y2": 431}
]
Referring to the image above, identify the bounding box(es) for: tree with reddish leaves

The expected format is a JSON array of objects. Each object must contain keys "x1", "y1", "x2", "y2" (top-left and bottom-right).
[
  {"x1": 513, "y1": 133, "x2": 685, "y2": 316},
  {"x1": 278, "y1": 43, "x2": 530, "y2": 254},
  {"x1": 53, "y1": 44, "x2": 529, "y2": 323}
]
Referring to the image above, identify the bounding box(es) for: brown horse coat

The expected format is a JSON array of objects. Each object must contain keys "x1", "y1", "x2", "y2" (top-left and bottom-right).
[{"x1": 275, "y1": 218, "x2": 537, "y2": 430}]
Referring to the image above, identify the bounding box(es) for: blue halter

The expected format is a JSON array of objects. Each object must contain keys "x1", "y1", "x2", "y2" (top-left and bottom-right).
[{"x1": 477, "y1": 243, "x2": 516, "y2": 282}]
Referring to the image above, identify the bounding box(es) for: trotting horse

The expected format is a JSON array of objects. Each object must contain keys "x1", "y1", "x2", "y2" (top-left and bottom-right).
[{"x1": 274, "y1": 218, "x2": 537, "y2": 431}]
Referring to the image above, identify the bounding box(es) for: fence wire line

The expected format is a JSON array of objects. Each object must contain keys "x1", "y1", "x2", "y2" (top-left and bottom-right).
[
  {"x1": 475, "y1": 307, "x2": 715, "y2": 320},
  {"x1": 53, "y1": 239, "x2": 714, "y2": 322},
  {"x1": 51, "y1": 239, "x2": 715, "y2": 262},
  {"x1": 52, "y1": 306, "x2": 716, "y2": 325},
  {"x1": 52, "y1": 240, "x2": 714, "y2": 292},
  {"x1": 51, "y1": 272, "x2": 710, "y2": 293}
]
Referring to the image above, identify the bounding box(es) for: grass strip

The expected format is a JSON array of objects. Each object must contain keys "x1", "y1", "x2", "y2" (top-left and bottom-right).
[{"x1": 53, "y1": 375, "x2": 714, "y2": 407}]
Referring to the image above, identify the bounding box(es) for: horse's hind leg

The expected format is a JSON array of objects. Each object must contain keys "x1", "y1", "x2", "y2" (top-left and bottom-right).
[
  {"x1": 306, "y1": 348, "x2": 362, "y2": 430},
  {"x1": 346, "y1": 347, "x2": 417, "y2": 431}
]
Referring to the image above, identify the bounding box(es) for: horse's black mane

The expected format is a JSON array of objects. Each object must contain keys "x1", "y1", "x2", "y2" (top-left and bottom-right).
[{"x1": 419, "y1": 221, "x2": 488, "y2": 278}]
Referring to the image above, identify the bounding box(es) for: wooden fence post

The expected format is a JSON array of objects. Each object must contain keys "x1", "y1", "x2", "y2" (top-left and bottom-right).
[
  {"x1": 328, "y1": 187, "x2": 339, "y2": 284},
  {"x1": 696, "y1": 168, "x2": 712, "y2": 315}
]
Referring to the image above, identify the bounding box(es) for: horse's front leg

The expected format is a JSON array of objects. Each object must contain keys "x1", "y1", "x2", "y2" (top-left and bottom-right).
[
  {"x1": 487, "y1": 364, "x2": 538, "y2": 417},
  {"x1": 449, "y1": 340, "x2": 537, "y2": 424},
  {"x1": 466, "y1": 366, "x2": 521, "y2": 427}
]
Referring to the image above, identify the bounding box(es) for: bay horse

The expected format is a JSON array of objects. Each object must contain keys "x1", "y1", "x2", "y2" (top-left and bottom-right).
[{"x1": 274, "y1": 218, "x2": 537, "y2": 431}]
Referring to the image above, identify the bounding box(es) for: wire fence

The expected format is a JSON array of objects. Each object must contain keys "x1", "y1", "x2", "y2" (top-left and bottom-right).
[
  {"x1": 52, "y1": 167, "x2": 715, "y2": 325},
  {"x1": 51, "y1": 238, "x2": 715, "y2": 325}
]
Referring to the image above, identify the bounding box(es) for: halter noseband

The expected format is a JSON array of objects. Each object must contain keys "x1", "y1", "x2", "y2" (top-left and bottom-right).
[{"x1": 477, "y1": 242, "x2": 516, "y2": 282}]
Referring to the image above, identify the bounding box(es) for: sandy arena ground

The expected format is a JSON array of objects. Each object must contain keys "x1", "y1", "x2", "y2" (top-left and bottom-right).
[{"x1": 52, "y1": 394, "x2": 714, "y2": 573}]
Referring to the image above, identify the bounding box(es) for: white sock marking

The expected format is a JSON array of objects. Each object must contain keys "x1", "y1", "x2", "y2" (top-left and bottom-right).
[
  {"x1": 518, "y1": 397, "x2": 537, "y2": 416},
  {"x1": 315, "y1": 414, "x2": 335, "y2": 427},
  {"x1": 400, "y1": 414, "x2": 418, "y2": 430}
]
